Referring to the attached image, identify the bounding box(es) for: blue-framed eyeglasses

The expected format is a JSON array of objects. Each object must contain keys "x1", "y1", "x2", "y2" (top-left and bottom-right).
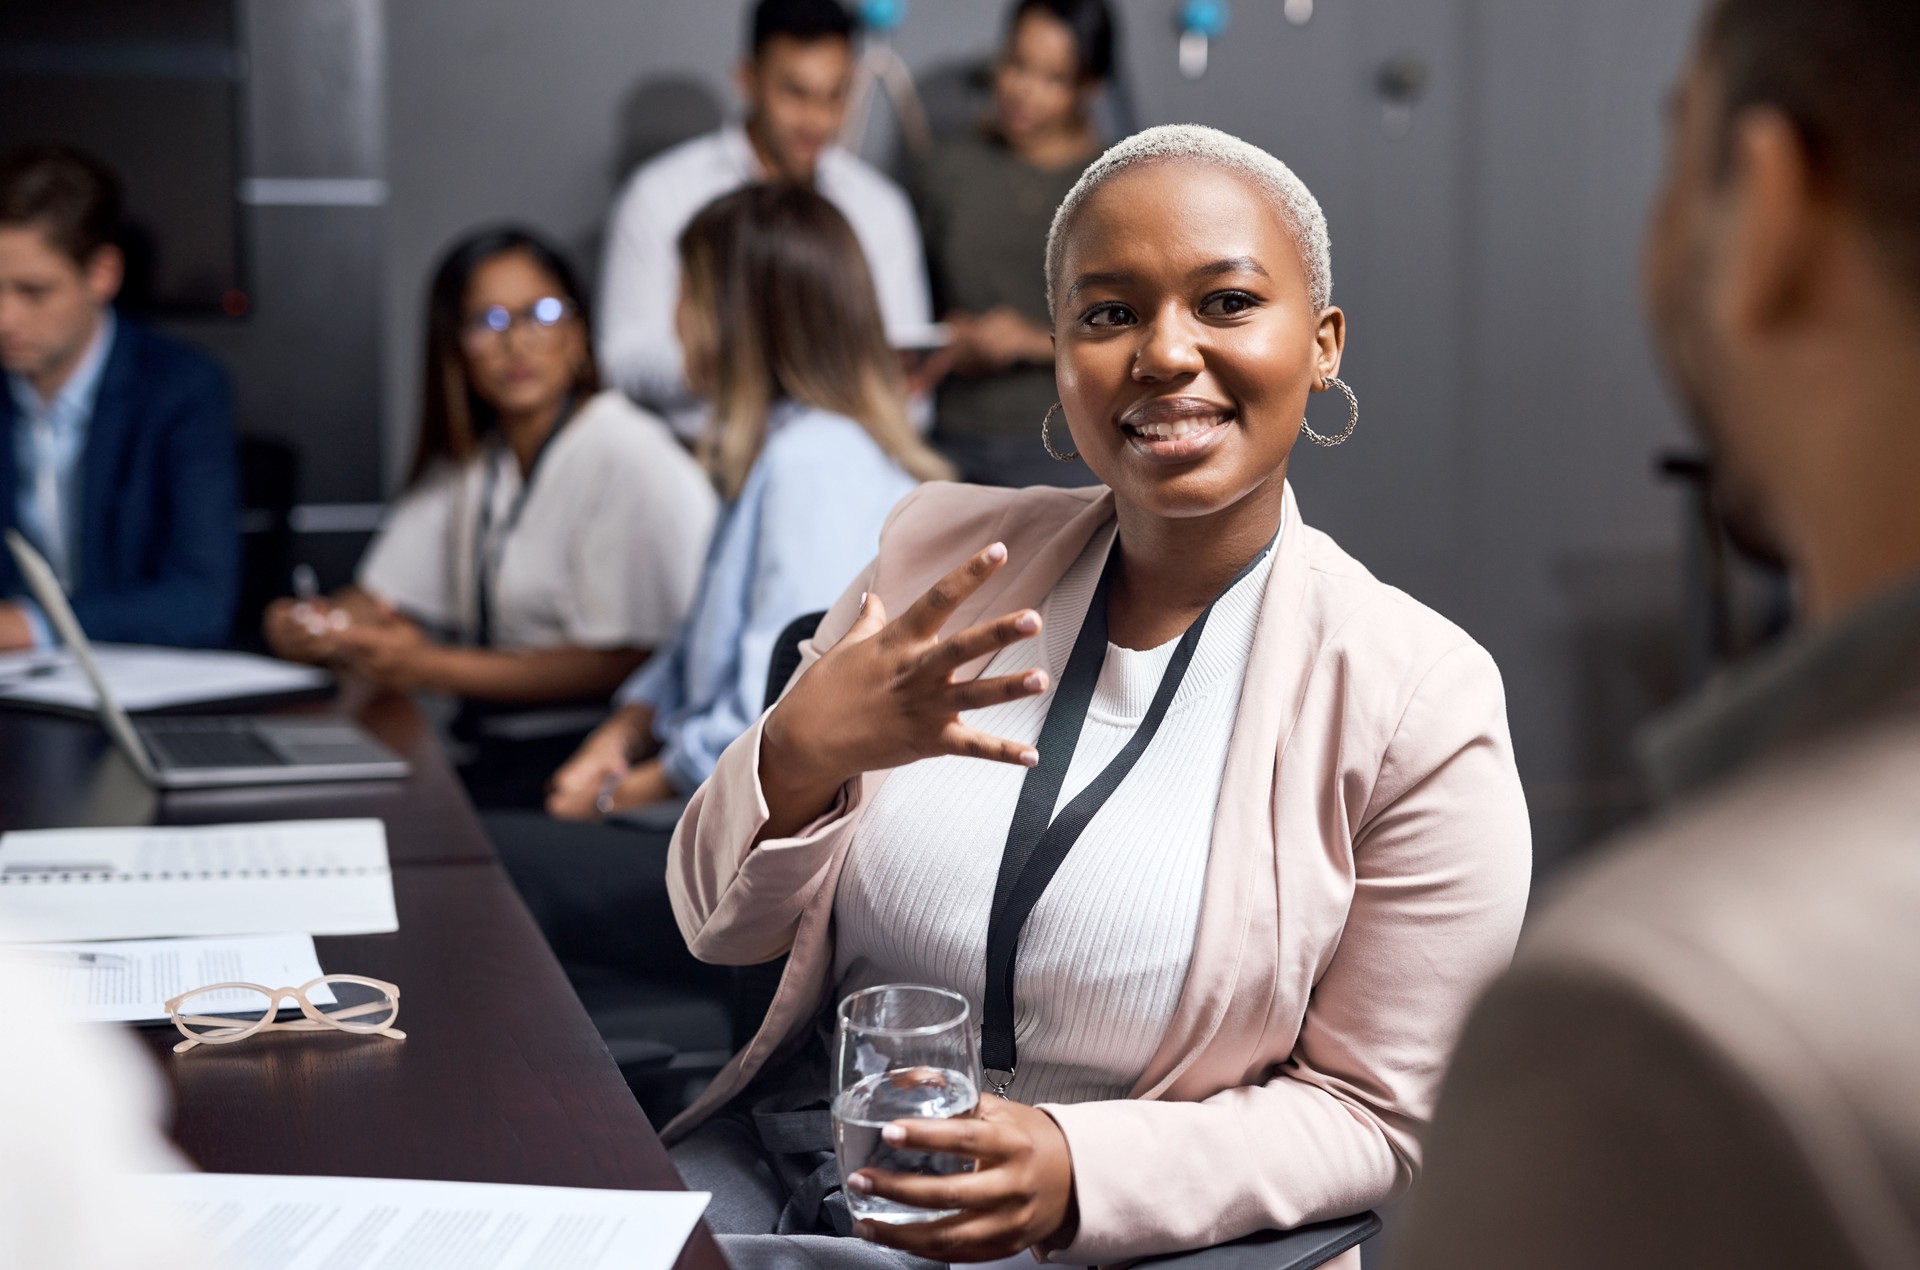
[{"x1": 462, "y1": 295, "x2": 574, "y2": 345}]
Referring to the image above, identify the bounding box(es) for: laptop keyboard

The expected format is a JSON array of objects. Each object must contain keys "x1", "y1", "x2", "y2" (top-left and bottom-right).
[{"x1": 142, "y1": 722, "x2": 288, "y2": 770}]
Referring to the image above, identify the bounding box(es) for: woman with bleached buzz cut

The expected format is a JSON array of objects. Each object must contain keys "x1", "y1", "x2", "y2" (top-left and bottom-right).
[{"x1": 662, "y1": 124, "x2": 1533, "y2": 1269}]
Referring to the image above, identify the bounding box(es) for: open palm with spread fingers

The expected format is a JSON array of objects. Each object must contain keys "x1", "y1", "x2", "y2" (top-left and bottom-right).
[{"x1": 757, "y1": 542, "x2": 1050, "y2": 841}]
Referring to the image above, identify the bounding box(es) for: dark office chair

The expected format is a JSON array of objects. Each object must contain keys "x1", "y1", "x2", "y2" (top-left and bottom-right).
[
  {"x1": 589, "y1": 610, "x2": 826, "y2": 1118},
  {"x1": 231, "y1": 436, "x2": 299, "y2": 651},
  {"x1": 723, "y1": 609, "x2": 822, "y2": 1047},
  {"x1": 1137, "y1": 1213, "x2": 1382, "y2": 1270}
]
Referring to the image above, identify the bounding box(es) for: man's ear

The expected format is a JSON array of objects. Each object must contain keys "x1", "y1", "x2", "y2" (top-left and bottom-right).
[
  {"x1": 734, "y1": 59, "x2": 761, "y2": 112},
  {"x1": 1715, "y1": 107, "x2": 1824, "y2": 339},
  {"x1": 84, "y1": 244, "x2": 123, "y2": 308}
]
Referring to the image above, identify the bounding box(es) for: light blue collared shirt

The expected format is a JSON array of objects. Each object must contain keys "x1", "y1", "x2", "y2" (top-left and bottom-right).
[
  {"x1": 617, "y1": 401, "x2": 919, "y2": 795},
  {"x1": 7, "y1": 311, "x2": 116, "y2": 646}
]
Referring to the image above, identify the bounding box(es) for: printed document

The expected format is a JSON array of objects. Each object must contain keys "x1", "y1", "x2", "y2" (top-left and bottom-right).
[
  {"x1": 0, "y1": 819, "x2": 397, "y2": 942},
  {"x1": 2, "y1": 933, "x2": 331, "y2": 1023},
  {"x1": 0, "y1": 643, "x2": 330, "y2": 713},
  {"x1": 137, "y1": 1173, "x2": 711, "y2": 1270}
]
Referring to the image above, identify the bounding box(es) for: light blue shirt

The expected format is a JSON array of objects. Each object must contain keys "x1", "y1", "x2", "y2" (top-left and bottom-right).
[
  {"x1": 618, "y1": 402, "x2": 919, "y2": 795},
  {"x1": 7, "y1": 311, "x2": 116, "y2": 646}
]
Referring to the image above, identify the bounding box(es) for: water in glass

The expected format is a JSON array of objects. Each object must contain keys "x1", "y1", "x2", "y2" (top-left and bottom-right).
[{"x1": 833, "y1": 984, "x2": 980, "y2": 1225}]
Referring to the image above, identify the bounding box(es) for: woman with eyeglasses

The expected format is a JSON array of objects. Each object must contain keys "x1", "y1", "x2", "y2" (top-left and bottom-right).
[{"x1": 263, "y1": 226, "x2": 716, "y2": 805}]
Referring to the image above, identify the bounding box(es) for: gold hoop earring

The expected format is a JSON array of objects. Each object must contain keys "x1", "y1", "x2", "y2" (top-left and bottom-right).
[
  {"x1": 1301, "y1": 376, "x2": 1359, "y2": 447},
  {"x1": 1041, "y1": 402, "x2": 1079, "y2": 462}
]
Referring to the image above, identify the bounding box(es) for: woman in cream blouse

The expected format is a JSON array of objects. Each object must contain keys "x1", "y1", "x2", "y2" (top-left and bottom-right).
[
  {"x1": 263, "y1": 227, "x2": 715, "y2": 805},
  {"x1": 665, "y1": 126, "x2": 1532, "y2": 1268}
]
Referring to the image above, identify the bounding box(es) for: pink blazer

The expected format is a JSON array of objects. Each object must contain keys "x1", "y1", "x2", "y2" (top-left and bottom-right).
[{"x1": 664, "y1": 482, "x2": 1532, "y2": 1265}]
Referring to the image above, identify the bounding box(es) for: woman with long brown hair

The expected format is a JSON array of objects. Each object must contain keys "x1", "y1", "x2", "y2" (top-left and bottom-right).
[{"x1": 546, "y1": 182, "x2": 950, "y2": 817}]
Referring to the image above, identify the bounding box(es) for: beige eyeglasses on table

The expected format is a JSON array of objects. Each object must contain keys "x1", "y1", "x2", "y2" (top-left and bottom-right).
[{"x1": 164, "y1": 974, "x2": 406, "y2": 1055}]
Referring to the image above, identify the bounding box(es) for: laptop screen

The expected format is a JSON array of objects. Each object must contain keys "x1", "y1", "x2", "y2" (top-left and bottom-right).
[{"x1": 3, "y1": 530, "x2": 161, "y2": 782}]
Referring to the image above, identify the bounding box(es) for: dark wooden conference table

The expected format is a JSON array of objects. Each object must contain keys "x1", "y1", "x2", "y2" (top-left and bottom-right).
[{"x1": 0, "y1": 687, "x2": 728, "y2": 1270}]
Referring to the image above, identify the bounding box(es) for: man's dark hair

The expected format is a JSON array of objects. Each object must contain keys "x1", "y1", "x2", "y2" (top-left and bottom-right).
[
  {"x1": 1011, "y1": 0, "x2": 1117, "y2": 83},
  {"x1": 1704, "y1": 0, "x2": 1920, "y2": 300},
  {"x1": 0, "y1": 144, "x2": 123, "y2": 267},
  {"x1": 750, "y1": 0, "x2": 856, "y2": 58}
]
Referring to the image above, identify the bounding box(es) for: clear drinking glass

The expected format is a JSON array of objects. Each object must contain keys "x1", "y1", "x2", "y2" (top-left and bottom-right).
[{"x1": 832, "y1": 983, "x2": 980, "y2": 1225}]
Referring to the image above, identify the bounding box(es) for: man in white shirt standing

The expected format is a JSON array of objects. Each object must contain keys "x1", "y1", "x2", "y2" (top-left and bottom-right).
[{"x1": 598, "y1": 0, "x2": 932, "y2": 441}]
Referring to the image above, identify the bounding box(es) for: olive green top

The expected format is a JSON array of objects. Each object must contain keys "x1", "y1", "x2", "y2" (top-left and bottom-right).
[{"x1": 916, "y1": 130, "x2": 1093, "y2": 445}]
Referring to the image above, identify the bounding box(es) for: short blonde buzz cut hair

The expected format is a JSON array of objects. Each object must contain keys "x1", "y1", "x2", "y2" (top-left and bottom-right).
[{"x1": 1044, "y1": 123, "x2": 1334, "y2": 318}]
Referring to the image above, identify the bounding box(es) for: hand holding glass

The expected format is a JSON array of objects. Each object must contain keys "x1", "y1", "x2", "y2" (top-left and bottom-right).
[
  {"x1": 832, "y1": 984, "x2": 980, "y2": 1225},
  {"x1": 164, "y1": 974, "x2": 405, "y2": 1055}
]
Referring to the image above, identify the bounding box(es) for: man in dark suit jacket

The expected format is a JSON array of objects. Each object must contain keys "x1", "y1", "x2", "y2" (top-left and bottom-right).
[{"x1": 0, "y1": 145, "x2": 237, "y2": 650}]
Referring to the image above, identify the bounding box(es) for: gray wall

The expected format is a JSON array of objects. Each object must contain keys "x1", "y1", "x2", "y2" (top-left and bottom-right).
[
  {"x1": 168, "y1": 0, "x2": 386, "y2": 509},
  {"x1": 385, "y1": 0, "x2": 1707, "y2": 865}
]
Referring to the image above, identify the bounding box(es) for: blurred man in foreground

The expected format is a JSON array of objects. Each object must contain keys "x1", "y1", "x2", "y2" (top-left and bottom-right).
[{"x1": 1401, "y1": 1, "x2": 1920, "y2": 1267}]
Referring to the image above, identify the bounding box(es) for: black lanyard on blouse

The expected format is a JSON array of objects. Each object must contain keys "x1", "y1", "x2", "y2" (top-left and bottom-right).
[
  {"x1": 472, "y1": 398, "x2": 572, "y2": 649},
  {"x1": 979, "y1": 529, "x2": 1276, "y2": 1097}
]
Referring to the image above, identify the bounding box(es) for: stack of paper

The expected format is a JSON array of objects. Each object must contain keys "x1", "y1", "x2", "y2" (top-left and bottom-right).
[
  {"x1": 0, "y1": 819, "x2": 397, "y2": 942},
  {"x1": 137, "y1": 1174, "x2": 711, "y2": 1270}
]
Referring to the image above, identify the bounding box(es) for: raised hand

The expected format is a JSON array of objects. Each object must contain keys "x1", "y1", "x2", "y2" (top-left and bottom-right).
[{"x1": 756, "y1": 543, "x2": 1049, "y2": 840}]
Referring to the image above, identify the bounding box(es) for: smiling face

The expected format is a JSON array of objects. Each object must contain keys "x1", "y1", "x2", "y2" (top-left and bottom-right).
[{"x1": 1051, "y1": 159, "x2": 1344, "y2": 523}]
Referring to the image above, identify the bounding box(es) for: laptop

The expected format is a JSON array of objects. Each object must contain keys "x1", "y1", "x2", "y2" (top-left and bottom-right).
[{"x1": 6, "y1": 531, "x2": 409, "y2": 788}]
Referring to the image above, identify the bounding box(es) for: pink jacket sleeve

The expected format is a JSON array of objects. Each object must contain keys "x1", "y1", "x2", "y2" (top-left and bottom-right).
[{"x1": 1040, "y1": 644, "x2": 1533, "y2": 1264}]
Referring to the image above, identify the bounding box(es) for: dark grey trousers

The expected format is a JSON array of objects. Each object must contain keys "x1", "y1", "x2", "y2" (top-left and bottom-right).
[
  {"x1": 673, "y1": 1114, "x2": 942, "y2": 1270},
  {"x1": 484, "y1": 808, "x2": 726, "y2": 987}
]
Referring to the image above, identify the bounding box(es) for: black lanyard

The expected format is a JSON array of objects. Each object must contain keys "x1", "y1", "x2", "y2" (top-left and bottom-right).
[
  {"x1": 472, "y1": 400, "x2": 571, "y2": 648},
  {"x1": 980, "y1": 529, "x2": 1275, "y2": 1096}
]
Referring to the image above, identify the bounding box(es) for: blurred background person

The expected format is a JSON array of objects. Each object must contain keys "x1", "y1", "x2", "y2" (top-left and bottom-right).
[
  {"x1": 598, "y1": 0, "x2": 932, "y2": 442},
  {"x1": 0, "y1": 144, "x2": 237, "y2": 650},
  {"x1": 1400, "y1": 2, "x2": 1920, "y2": 1267},
  {"x1": 913, "y1": 0, "x2": 1113, "y2": 489},
  {"x1": 488, "y1": 184, "x2": 950, "y2": 1073},
  {"x1": 263, "y1": 226, "x2": 715, "y2": 808},
  {"x1": 551, "y1": 182, "x2": 950, "y2": 823}
]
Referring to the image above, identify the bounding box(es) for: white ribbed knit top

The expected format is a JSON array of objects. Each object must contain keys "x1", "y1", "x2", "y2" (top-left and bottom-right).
[{"x1": 832, "y1": 522, "x2": 1276, "y2": 1106}]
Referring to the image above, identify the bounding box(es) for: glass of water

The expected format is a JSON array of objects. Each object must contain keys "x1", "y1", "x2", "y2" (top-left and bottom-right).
[{"x1": 832, "y1": 983, "x2": 980, "y2": 1225}]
